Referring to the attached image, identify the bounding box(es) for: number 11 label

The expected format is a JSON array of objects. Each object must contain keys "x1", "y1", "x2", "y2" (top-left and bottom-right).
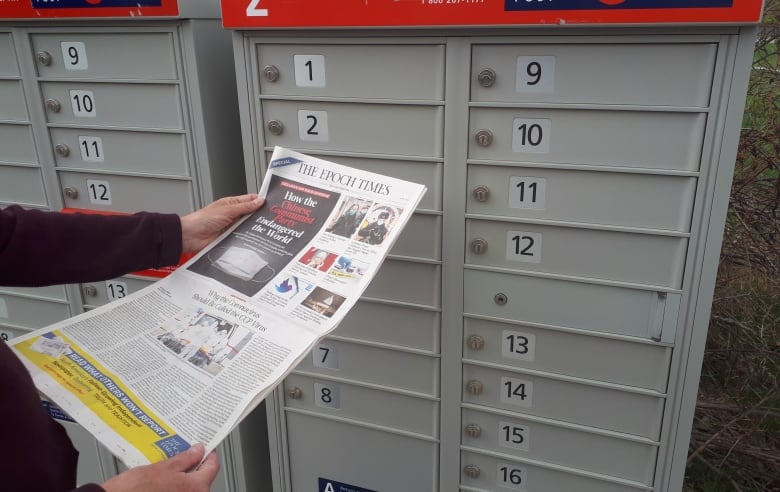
[
  {"x1": 78, "y1": 136, "x2": 104, "y2": 162},
  {"x1": 509, "y1": 176, "x2": 546, "y2": 210}
]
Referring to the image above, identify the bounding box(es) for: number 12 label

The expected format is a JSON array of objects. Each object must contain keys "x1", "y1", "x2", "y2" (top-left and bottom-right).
[
  {"x1": 86, "y1": 179, "x2": 111, "y2": 205},
  {"x1": 506, "y1": 231, "x2": 542, "y2": 264}
]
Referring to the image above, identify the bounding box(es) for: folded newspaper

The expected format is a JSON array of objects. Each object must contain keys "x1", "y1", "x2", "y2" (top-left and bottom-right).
[{"x1": 10, "y1": 147, "x2": 427, "y2": 468}]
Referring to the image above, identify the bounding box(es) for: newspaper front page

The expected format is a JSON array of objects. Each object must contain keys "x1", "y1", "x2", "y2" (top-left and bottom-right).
[{"x1": 10, "y1": 147, "x2": 427, "y2": 468}]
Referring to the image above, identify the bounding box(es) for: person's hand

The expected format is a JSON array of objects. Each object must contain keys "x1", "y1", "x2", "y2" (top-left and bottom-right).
[
  {"x1": 101, "y1": 443, "x2": 219, "y2": 492},
  {"x1": 181, "y1": 194, "x2": 265, "y2": 253}
]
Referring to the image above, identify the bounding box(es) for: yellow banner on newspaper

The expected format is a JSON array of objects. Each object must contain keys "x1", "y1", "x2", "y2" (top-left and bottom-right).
[{"x1": 14, "y1": 330, "x2": 189, "y2": 463}]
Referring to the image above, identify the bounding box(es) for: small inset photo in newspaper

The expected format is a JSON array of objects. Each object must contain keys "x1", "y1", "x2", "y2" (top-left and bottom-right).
[
  {"x1": 300, "y1": 287, "x2": 346, "y2": 318},
  {"x1": 154, "y1": 308, "x2": 254, "y2": 376},
  {"x1": 299, "y1": 247, "x2": 338, "y2": 272},
  {"x1": 352, "y1": 206, "x2": 403, "y2": 246},
  {"x1": 327, "y1": 255, "x2": 368, "y2": 285},
  {"x1": 273, "y1": 275, "x2": 314, "y2": 301},
  {"x1": 189, "y1": 244, "x2": 277, "y2": 297},
  {"x1": 325, "y1": 197, "x2": 373, "y2": 238}
]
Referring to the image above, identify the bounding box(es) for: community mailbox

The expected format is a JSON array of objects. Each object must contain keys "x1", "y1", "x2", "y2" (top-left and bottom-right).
[
  {"x1": 0, "y1": 1, "x2": 255, "y2": 489},
  {"x1": 223, "y1": 1, "x2": 763, "y2": 491}
]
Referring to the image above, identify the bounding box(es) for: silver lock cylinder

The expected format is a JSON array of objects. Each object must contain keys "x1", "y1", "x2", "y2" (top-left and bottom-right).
[
  {"x1": 267, "y1": 120, "x2": 284, "y2": 135},
  {"x1": 475, "y1": 129, "x2": 493, "y2": 147},
  {"x1": 477, "y1": 68, "x2": 496, "y2": 87},
  {"x1": 463, "y1": 464, "x2": 481, "y2": 479},
  {"x1": 470, "y1": 238, "x2": 488, "y2": 255},
  {"x1": 467, "y1": 334, "x2": 485, "y2": 351},
  {"x1": 465, "y1": 380, "x2": 483, "y2": 395},
  {"x1": 63, "y1": 186, "x2": 78, "y2": 199},
  {"x1": 46, "y1": 98, "x2": 62, "y2": 113},
  {"x1": 36, "y1": 51, "x2": 53, "y2": 66},
  {"x1": 472, "y1": 185, "x2": 490, "y2": 203},
  {"x1": 263, "y1": 65, "x2": 280, "y2": 82},
  {"x1": 287, "y1": 387, "x2": 303, "y2": 399},
  {"x1": 55, "y1": 144, "x2": 70, "y2": 157},
  {"x1": 494, "y1": 293, "x2": 508, "y2": 305},
  {"x1": 83, "y1": 285, "x2": 98, "y2": 298},
  {"x1": 464, "y1": 423, "x2": 482, "y2": 438}
]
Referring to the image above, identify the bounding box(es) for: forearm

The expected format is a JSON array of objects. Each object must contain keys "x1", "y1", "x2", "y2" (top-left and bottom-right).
[{"x1": 0, "y1": 206, "x2": 182, "y2": 287}]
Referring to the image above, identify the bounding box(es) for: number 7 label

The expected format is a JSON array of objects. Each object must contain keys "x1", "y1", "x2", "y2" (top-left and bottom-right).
[{"x1": 247, "y1": 0, "x2": 268, "y2": 16}]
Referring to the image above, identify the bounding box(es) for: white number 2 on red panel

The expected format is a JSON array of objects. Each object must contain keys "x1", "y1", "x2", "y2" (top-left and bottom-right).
[{"x1": 246, "y1": 0, "x2": 268, "y2": 16}]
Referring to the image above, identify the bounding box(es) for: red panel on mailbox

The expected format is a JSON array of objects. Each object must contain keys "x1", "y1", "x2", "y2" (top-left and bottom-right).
[
  {"x1": 0, "y1": 0, "x2": 178, "y2": 19},
  {"x1": 221, "y1": 0, "x2": 762, "y2": 29}
]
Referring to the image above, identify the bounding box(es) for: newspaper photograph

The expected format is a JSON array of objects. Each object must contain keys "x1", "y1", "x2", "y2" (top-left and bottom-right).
[{"x1": 10, "y1": 146, "x2": 427, "y2": 468}]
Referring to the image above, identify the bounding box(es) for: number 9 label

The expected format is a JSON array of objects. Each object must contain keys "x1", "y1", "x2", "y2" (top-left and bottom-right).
[
  {"x1": 516, "y1": 55, "x2": 554, "y2": 93},
  {"x1": 61, "y1": 42, "x2": 87, "y2": 71}
]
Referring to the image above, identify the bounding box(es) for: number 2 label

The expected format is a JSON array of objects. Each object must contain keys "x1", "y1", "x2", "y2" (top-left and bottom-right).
[
  {"x1": 298, "y1": 110, "x2": 329, "y2": 142},
  {"x1": 246, "y1": 0, "x2": 268, "y2": 16}
]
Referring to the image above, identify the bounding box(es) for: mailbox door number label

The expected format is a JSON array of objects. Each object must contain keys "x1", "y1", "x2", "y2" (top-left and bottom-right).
[
  {"x1": 506, "y1": 231, "x2": 542, "y2": 263},
  {"x1": 509, "y1": 176, "x2": 546, "y2": 210},
  {"x1": 298, "y1": 110, "x2": 329, "y2": 142},
  {"x1": 61, "y1": 42, "x2": 88, "y2": 70},
  {"x1": 294, "y1": 55, "x2": 326, "y2": 87},
  {"x1": 70, "y1": 90, "x2": 96, "y2": 117},
  {"x1": 501, "y1": 330, "x2": 536, "y2": 361},
  {"x1": 497, "y1": 462, "x2": 527, "y2": 490},
  {"x1": 512, "y1": 118, "x2": 550, "y2": 153},
  {"x1": 105, "y1": 281, "x2": 128, "y2": 301},
  {"x1": 314, "y1": 382, "x2": 340, "y2": 409},
  {"x1": 499, "y1": 420, "x2": 531, "y2": 451},
  {"x1": 86, "y1": 179, "x2": 112, "y2": 205},
  {"x1": 500, "y1": 376, "x2": 533, "y2": 408},
  {"x1": 78, "y1": 136, "x2": 104, "y2": 162},
  {"x1": 312, "y1": 343, "x2": 338, "y2": 369},
  {"x1": 516, "y1": 56, "x2": 555, "y2": 93}
]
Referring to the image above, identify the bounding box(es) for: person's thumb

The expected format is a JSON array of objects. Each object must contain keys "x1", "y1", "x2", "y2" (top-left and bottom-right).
[{"x1": 165, "y1": 443, "x2": 206, "y2": 472}]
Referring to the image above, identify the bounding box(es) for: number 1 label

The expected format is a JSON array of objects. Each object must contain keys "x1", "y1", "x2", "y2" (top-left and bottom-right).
[{"x1": 294, "y1": 55, "x2": 326, "y2": 87}]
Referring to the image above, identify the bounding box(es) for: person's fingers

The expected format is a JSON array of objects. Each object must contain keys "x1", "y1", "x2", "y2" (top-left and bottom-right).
[
  {"x1": 220, "y1": 196, "x2": 265, "y2": 219},
  {"x1": 192, "y1": 450, "x2": 220, "y2": 484},
  {"x1": 211, "y1": 194, "x2": 261, "y2": 208},
  {"x1": 164, "y1": 443, "x2": 206, "y2": 472}
]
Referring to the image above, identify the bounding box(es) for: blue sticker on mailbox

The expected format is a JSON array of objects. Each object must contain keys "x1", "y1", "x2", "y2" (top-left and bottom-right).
[
  {"x1": 31, "y1": 0, "x2": 162, "y2": 8},
  {"x1": 318, "y1": 478, "x2": 377, "y2": 492},
  {"x1": 504, "y1": 0, "x2": 733, "y2": 11}
]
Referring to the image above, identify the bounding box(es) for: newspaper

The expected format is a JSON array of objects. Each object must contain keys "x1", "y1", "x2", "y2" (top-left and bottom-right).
[{"x1": 10, "y1": 147, "x2": 427, "y2": 468}]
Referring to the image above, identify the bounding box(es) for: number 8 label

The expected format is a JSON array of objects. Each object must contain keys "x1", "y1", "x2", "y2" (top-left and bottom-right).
[{"x1": 314, "y1": 382, "x2": 340, "y2": 409}]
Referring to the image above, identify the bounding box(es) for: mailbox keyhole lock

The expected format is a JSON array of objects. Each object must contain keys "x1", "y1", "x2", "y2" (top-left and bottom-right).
[
  {"x1": 55, "y1": 144, "x2": 70, "y2": 157},
  {"x1": 465, "y1": 380, "x2": 483, "y2": 395},
  {"x1": 464, "y1": 423, "x2": 482, "y2": 438},
  {"x1": 267, "y1": 120, "x2": 284, "y2": 136},
  {"x1": 467, "y1": 334, "x2": 485, "y2": 351},
  {"x1": 494, "y1": 293, "x2": 508, "y2": 306},
  {"x1": 36, "y1": 51, "x2": 52, "y2": 66},
  {"x1": 83, "y1": 285, "x2": 98, "y2": 298},
  {"x1": 463, "y1": 464, "x2": 481, "y2": 479},
  {"x1": 470, "y1": 238, "x2": 488, "y2": 255},
  {"x1": 477, "y1": 68, "x2": 496, "y2": 87},
  {"x1": 472, "y1": 185, "x2": 490, "y2": 203},
  {"x1": 475, "y1": 129, "x2": 493, "y2": 147},
  {"x1": 287, "y1": 387, "x2": 303, "y2": 399},
  {"x1": 263, "y1": 65, "x2": 280, "y2": 82},
  {"x1": 63, "y1": 186, "x2": 79, "y2": 199},
  {"x1": 46, "y1": 98, "x2": 61, "y2": 113}
]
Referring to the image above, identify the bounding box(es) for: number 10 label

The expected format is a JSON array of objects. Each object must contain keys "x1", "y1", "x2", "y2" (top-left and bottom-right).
[{"x1": 512, "y1": 118, "x2": 550, "y2": 153}]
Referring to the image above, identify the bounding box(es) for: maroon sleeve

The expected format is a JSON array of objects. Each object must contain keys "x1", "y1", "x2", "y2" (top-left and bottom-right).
[
  {"x1": 72, "y1": 484, "x2": 106, "y2": 492},
  {"x1": 0, "y1": 205, "x2": 182, "y2": 287}
]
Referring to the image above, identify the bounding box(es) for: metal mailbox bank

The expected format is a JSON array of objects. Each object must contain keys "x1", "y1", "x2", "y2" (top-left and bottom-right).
[
  {"x1": 225, "y1": 1, "x2": 763, "y2": 491},
  {"x1": 0, "y1": 1, "x2": 254, "y2": 489}
]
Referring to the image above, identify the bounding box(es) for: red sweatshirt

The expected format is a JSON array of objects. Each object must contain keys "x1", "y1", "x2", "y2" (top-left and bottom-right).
[{"x1": 0, "y1": 205, "x2": 181, "y2": 491}]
